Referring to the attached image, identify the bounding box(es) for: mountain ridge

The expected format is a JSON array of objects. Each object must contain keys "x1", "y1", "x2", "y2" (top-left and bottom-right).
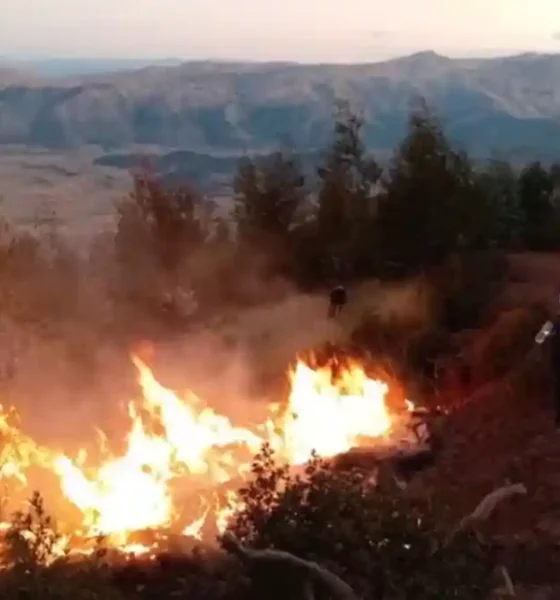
[{"x1": 1, "y1": 51, "x2": 560, "y2": 160}]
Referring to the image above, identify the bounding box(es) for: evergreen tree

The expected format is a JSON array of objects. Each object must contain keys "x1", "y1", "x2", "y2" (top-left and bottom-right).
[
  {"x1": 233, "y1": 150, "x2": 308, "y2": 277},
  {"x1": 474, "y1": 159, "x2": 523, "y2": 248},
  {"x1": 518, "y1": 161, "x2": 559, "y2": 249},
  {"x1": 375, "y1": 100, "x2": 478, "y2": 275},
  {"x1": 116, "y1": 167, "x2": 207, "y2": 276},
  {"x1": 316, "y1": 103, "x2": 381, "y2": 280},
  {"x1": 114, "y1": 167, "x2": 209, "y2": 318}
]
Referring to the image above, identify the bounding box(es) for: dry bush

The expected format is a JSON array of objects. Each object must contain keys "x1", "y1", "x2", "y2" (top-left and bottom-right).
[
  {"x1": 503, "y1": 252, "x2": 560, "y2": 314},
  {"x1": 0, "y1": 458, "x2": 522, "y2": 600},
  {"x1": 507, "y1": 252, "x2": 560, "y2": 286},
  {"x1": 351, "y1": 276, "x2": 436, "y2": 330},
  {"x1": 433, "y1": 251, "x2": 509, "y2": 332},
  {"x1": 225, "y1": 445, "x2": 495, "y2": 600},
  {"x1": 0, "y1": 219, "x2": 86, "y2": 331},
  {"x1": 348, "y1": 277, "x2": 451, "y2": 407},
  {"x1": 460, "y1": 304, "x2": 548, "y2": 387},
  {"x1": 0, "y1": 493, "x2": 123, "y2": 600}
]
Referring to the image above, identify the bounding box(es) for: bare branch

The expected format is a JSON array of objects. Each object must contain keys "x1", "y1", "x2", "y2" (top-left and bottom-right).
[
  {"x1": 302, "y1": 579, "x2": 316, "y2": 600},
  {"x1": 498, "y1": 564, "x2": 516, "y2": 597},
  {"x1": 445, "y1": 483, "x2": 527, "y2": 546},
  {"x1": 221, "y1": 532, "x2": 361, "y2": 600}
]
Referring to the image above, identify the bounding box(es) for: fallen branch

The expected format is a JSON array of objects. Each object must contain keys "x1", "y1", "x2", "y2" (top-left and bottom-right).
[
  {"x1": 221, "y1": 532, "x2": 361, "y2": 600},
  {"x1": 445, "y1": 483, "x2": 527, "y2": 547},
  {"x1": 221, "y1": 481, "x2": 526, "y2": 599},
  {"x1": 498, "y1": 564, "x2": 516, "y2": 597}
]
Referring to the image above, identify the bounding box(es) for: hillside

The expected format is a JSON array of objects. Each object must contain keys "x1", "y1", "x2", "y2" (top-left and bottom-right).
[
  {"x1": 0, "y1": 65, "x2": 42, "y2": 87},
  {"x1": 1, "y1": 52, "x2": 560, "y2": 161},
  {"x1": 2, "y1": 58, "x2": 183, "y2": 78}
]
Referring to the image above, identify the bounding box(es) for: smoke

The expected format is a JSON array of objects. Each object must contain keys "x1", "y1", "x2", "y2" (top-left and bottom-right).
[
  {"x1": 143, "y1": 276, "x2": 435, "y2": 424},
  {"x1": 334, "y1": 276, "x2": 436, "y2": 336},
  {"x1": 0, "y1": 240, "x2": 444, "y2": 538},
  {"x1": 0, "y1": 289, "x2": 333, "y2": 453},
  {"x1": 137, "y1": 289, "x2": 347, "y2": 428},
  {"x1": 3, "y1": 276, "x2": 434, "y2": 445},
  {"x1": 0, "y1": 202, "x2": 436, "y2": 468},
  {"x1": 0, "y1": 320, "x2": 135, "y2": 450}
]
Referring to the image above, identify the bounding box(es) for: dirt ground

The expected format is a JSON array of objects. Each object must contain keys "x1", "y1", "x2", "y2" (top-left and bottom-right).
[{"x1": 407, "y1": 252, "x2": 560, "y2": 595}]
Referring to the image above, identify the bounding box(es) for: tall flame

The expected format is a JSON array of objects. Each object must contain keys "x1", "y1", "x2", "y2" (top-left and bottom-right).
[
  {"x1": 277, "y1": 360, "x2": 392, "y2": 464},
  {"x1": 0, "y1": 354, "x2": 412, "y2": 555}
]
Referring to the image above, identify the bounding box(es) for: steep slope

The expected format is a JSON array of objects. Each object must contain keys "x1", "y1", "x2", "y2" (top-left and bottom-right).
[{"x1": 1, "y1": 52, "x2": 560, "y2": 159}]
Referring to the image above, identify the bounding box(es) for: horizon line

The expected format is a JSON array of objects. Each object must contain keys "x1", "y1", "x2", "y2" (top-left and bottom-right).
[{"x1": 2, "y1": 48, "x2": 560, "y2": 68}]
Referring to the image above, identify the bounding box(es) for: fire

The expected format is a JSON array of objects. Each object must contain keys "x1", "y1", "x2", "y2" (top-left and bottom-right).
[
  {"x1": 277, "y1": 360, "x2": 393, "y2": 464},
  {"x1": 51, "y1": 359, "x2": 263, "y2": 545},
  {"x1": 0, "y1": 353, "x2": 412, "y2": 559},
  {"x1": 132, "y1": 355, "x2": 263, "y2": 480}
]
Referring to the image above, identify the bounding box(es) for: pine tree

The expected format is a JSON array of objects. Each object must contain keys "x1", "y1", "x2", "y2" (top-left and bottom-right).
[
  {"x1": 375, "y1": 100, "x2": 477, "y2": 274},
  {"x1": 233, "y1": 150, "x2": 308, "y2": 276},
  {"x1": 316, "y1": 102, "x2": 381, "y2": 280},
  {"x1": 518, "y1": 161, "x2": 558, "y2": 249}
]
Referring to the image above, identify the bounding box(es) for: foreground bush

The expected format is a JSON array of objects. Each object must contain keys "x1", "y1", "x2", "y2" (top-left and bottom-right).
[
  {"x1": 225, "y1": 445, "x2": 495, "y2": 600},
  {"x1": 0, "y1": 493, "x2": 123, "y2": 599},
  {"x1": 0, "y1": 448, "x2": 511, "y2": 599},
  {"x1": 461, "y1": 304, "x2": 548, "y2": 386}
]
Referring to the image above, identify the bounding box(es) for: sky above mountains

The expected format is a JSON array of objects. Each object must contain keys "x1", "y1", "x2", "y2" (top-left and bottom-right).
[{"x1": 1, "y1": 0, "x2": 560, "y2": 62}]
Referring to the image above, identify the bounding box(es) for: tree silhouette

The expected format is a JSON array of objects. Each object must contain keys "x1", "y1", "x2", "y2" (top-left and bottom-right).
[
  {"x1": 316, "y1": 102, "x2": 381, "y2": 280},
  {"x1": 233, "y1": 150, "x2": 308, "y2": 277},
  {"x1": 375, "y1": 100, "x2": 477, "y2": 275},
  {"x1": 518, "y1": 161, "x2": 559, "y2": 249},
  {"x1": 114, "y1": 166, "x2": 210, "y2": 327},
  {"x1": 474, "y1": 159, "x2": 523, "y2": 248}
]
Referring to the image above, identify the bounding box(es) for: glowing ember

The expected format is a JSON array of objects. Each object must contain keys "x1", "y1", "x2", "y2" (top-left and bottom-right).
[{"x1": 0, "y1": 354, "x2": 413, "y2": 557}]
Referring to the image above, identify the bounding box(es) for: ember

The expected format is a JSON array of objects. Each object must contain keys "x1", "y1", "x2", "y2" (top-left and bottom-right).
[{"x1": 0, "y1": 353, "x2": 415, "y2": 558}]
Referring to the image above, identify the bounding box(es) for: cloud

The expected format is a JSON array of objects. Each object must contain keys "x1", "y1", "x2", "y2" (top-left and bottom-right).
[{"x1": 553, "y1": 31, "x2": 560, "y2": 41}]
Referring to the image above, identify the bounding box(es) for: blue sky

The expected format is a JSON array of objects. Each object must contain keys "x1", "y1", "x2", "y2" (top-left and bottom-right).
[{"x1": 1, "y1": 0, "x2": 559, "y2": 62}]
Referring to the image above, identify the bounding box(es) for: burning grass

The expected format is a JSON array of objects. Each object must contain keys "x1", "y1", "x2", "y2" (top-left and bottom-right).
[
  {"x1": 0, "y1": 352, "x2": 417, "y2": 560},
  {"x1": 0, "y1": 349, "x2": 531, "y2": 599},
  {"x1": 0, "y1": 446, "x2": 509, "y2": 600}
]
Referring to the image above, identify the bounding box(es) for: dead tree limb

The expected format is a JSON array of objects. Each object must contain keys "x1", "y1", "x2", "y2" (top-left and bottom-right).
[
  {"x1": 446, "y1": 483, "x2": 527, "y2": 545},
  {"x1": 498, "y1": 564, "x2": 516, "y2": 597},
  {"x1": 221, "y1": 484, "x2": 526, "y2": 599},
  {"x1": 443, "y1": 483, "x2": 527, "y2": 597},
  {"x1": 221, "y1": 532, "x2": 361, "y2": 600}
]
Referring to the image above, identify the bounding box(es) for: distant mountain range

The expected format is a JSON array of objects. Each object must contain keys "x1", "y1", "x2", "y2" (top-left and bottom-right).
[
  {"x1": 2, "y1": 51, "x2": 560, "y2": 170},
  {"x1": 0, "y1": 58, "x2": 183, "y2": 78}
]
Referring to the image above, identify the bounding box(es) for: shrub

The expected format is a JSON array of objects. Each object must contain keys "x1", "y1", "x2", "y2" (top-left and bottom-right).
[
  {"x1": 110, "y1": 548, "x2": 248, "y2": 600},
  {"x1": 225, "y1": 444, "x2": 494, "y2": 600},
  {"x1": 433, "y1": 250, "x2": 509, "y2": 333},
  {"x1": 461, "y1": 304, "x2": 548, "y2": 386},
  {"x1": 0, "y1": 492, "x2": 123, "y2": 600}
]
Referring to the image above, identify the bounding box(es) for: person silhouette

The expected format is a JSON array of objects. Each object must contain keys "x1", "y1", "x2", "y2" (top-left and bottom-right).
[{"x1": 328, "y1": 284, "x2": 347, "y2": 318}]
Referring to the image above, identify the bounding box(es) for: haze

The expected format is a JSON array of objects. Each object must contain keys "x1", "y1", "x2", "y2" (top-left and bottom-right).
[{"x1": 1, "y1": 0, "x2": 559, "y2": 63}]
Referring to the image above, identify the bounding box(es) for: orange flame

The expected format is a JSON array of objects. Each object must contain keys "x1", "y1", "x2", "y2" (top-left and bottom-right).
[
  {"x1": 0, "y1": 354, "x2": 412, "y2": 557},
  {"x1": 276, "y1": 360, "x2": 393, "y2": 464}
]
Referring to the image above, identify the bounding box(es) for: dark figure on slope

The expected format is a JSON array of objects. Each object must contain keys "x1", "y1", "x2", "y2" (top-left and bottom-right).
[{"x1": 328, "y1": 285, "x2": 348, "y2": 319}]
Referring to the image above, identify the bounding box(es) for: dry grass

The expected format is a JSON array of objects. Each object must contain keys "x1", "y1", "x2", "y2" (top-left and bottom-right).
[
  {"x1": 348, "y1": 276, "x2": 436, "y2": 329},
  {"x1": 505, "y1": 252, "x2": 560, "y2": 308},
  {"x1": 461, "y1": 305, "x2": 546, "y2": 385}
]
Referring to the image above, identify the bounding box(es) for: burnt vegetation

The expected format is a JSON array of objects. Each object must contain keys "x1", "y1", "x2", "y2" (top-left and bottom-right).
[{"x1": 0, "y1": 98, "x2": 560, "y2": 598}]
